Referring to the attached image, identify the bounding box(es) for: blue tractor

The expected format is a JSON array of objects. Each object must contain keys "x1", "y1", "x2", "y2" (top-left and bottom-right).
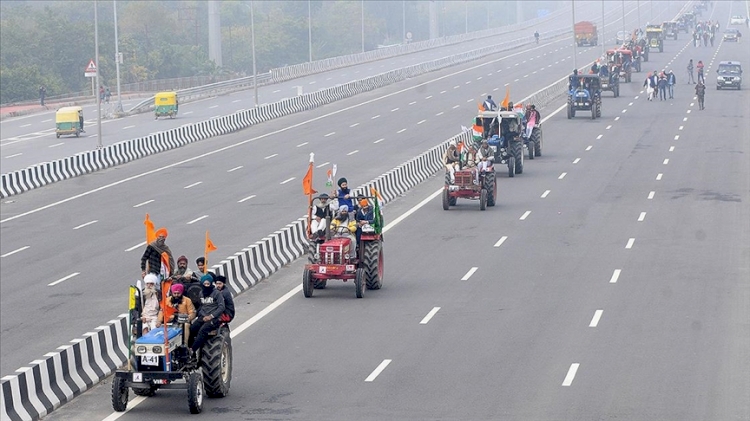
[
  {"x1": 567, "y1": 74, "x2": 602, "y2": 120},
  {"x1": 111, "y1": 281, "x2": 232, "y2": 414}
]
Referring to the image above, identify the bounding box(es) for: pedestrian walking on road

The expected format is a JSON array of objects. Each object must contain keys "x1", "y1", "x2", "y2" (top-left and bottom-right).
[
  {"x1": 667, "y1": 70, "x2": 677, "y2": 99},
  {"x1": 657, "y1": 72, "x2": 668, "y2": 101},
  {"x1": 695, "y1": 81, "x2": 706, "y2": 110},
  {"x1": 697, "y1": 60, "x2": 705, "y2": 84},
  {"x1": 687, "y1": 59, "x2": 695, "y2": 84},
  {"x1": 644, "y1": 71, "x2": 657, "y2": 101},
  {"x1": 39, "y1": 86, "x2": 46, "y2": 106},
  {"x1": 702, "y1": 32, "x2": 709, "y2": 47}
]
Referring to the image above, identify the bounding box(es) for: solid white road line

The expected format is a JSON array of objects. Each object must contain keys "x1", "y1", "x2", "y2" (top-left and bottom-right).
[
  {"x1": 125, "y1": 241, "x2": 146, "y2": 252},
  {"x1": 73, "y1": 220, "x2": 98, "y2": 230},
  {"x1": 187, "y1": 215, "x2": 208, "y2": 225},
  {"x1": 227, "y1": 166, "x2": 243, "y2": 172},
  {"x1": 625, "y1": 238, "x2": 635, "y2": 249},
  {"x1": 280, "y1": 177, "x2": 295, "y2": 185},
  {"x1": 562, "y1": 363, "x2": 580, "y2": 386},
  {"x1": 365, "y1": 359, "x2": 392, "y2": 382},
  {"x1": 558, "y1": 172, "x2": 567, "y2": 180},
  {"x1": 609, "y1": 269, "x2": 622, "y2": 284},
  {"x1": 541, "y1": 190, "x2": 550, "y2": 198},
  {"x1": 238, "y1": 195, "x2": 256, "y2": 203},
  {"x1": 461, "y1": 267, "x2": 478, "y2": 281},
  {"x1": 1, "y1": 246, "x2": 30, "y2": 258},
  {"x1": 5, "y1": 153, "x2": 22, "y2": 159},
  {"x1": 49, "y1": 272, "x2": 80, "y2": 287},
  {"x1": 520, "y1": 211, "x2": 531, "y2": 220},
  {"x1": 589, "y1": 310, "x2": 603, "y2": 327},
  {"x1": 133, "y1": 199, "x2": 154, "y2": 208},
  {"x1": 638, "y1": 212, "x2": 647, "y2": 222},
  {"x1": 184, "y1": 181, "x2": 202, "y2": 189},
  {"x1": 493, "y1": 236, "x2": 508, "y2": 247},
  {"x1": 656, "y1": 173, "x2": 663, "y2": 180},
  {"x1": 648, "y1": 191, "x2": 655, "y2": 199},
  {"x1": 420, "y1": 307, "x2": 441, "y2": 324}
]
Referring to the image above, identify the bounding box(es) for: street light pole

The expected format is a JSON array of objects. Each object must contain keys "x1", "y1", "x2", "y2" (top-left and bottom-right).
[
  {"x1": 308, "y1": 0, "x2": 312, "y2": 62},
  {"x1": 637, "y1": 0, "x2": 641, "y2": 30},
  {"x1": 250, "y1": 1, "x2": 258, "y2": 106},
  {"x1": 622, "y1": 0, "x2": 626, "y2": 39},
  {"x1": 94, "y1": 0, "x2": 102, "y2": 149},
  {"x1": 402, "y1": 0, "x2": 406, "y2": 43},
  {"x1": 113, "y1": 0, "x2": 123, "y2": 113},
  {"x1": 465, "y1": 1, "x2": 468, "y2": 34},
  {"x1": 361, "y1": 0, "x2": 365, "y2": 53},
  {"x1": 572, "y1": 0, "x2": 577, "y2": 71},
  {"x1": 601, "y1": 0, "x2": 605, "y2": 55}
]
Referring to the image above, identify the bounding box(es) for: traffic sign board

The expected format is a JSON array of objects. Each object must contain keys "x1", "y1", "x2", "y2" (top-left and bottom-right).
[{"x1": 84, "y1": 59, "x2": 97, "y2": 78}]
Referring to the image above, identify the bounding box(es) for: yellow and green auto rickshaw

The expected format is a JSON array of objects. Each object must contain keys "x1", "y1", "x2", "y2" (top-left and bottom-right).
[
  {"x1": 154, "y1": 91, "x2": 178, "y2": 119},
  {"x1": 55, "y1": 106, "x2": 83, "y2": 138}
]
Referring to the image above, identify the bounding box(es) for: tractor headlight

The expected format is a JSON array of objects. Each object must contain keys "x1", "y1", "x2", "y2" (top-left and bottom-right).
[
  {"x1": 136, "y1": 346, "x2": 147, "y2": 354},
  {"x1": 152, "y1": 346, "x2": 162, "y2": 354},
  {"x1": 314, "y1": 253, "x2": 320, "y2": 261}
]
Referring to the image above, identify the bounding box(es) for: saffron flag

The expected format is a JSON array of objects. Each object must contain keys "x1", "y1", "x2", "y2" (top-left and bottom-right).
[
  {"x1": 302, "y1": 153, "x2": 317, "y2": 195},
  {"x1": 501, "y1": 86, "x2": 510, "y2": 110},
  {"x1": 370, "y1": 188, "x2": 383, "y2": 234},
  {"x1": 205, "y1": 231, "x2": 217, "y2": 257},
  {"x1": 144, "y1": 214, "x2": 156, "y2": 244}
]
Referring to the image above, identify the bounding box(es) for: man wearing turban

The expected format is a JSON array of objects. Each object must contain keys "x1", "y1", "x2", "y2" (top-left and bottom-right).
[{"x1": 140, "y1": 227, "x2": 175, "y2": 279}]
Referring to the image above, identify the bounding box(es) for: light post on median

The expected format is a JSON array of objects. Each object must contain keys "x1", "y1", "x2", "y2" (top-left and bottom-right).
[
  {"x1": 601, "y1": 0, "x2": 605, "y2": 55},
  {"x1": 250, "y1": 1, "x2": 258, "y2": 106},
  {"x1": 113, "y1": 0, "x2": 123, "y2": 114},
  {"x1": 572, "y1": 0, "x2": 578, "y2": 71},
  {"x1": 361, "y1": 0, "x2": 365, "y2": 53},
  {"x1": 622, "y1": 0, "x2": 626, "y2": 40},
  {"x1": 308, "y1": 0, "x2": 313, "y2": 62},
  {"x1": 94, "y1": 0, "x2": 102, "y2": 149}
]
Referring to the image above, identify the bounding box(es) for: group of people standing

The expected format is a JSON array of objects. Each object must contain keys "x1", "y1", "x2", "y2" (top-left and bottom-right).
[
  {"x1": 692, "y1": 20, "x2": 720, "y2": 47},
  {"x1": 643, "y1": 69, "x2": 677, "y2": 101}
]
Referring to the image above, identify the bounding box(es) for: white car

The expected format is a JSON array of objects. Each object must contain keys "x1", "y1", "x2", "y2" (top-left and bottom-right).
[
  {"x1": 730, "y1": 16, "x2": 745, "y2": 25},
  {"x1": 615, "y1": 31, "x2": 629, "y2": 44}
]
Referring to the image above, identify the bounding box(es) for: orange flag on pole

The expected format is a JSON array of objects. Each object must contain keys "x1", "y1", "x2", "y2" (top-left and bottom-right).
[
  {"x1": 500, "y1": 86, "x2": 510, "y2": 110},
  {"x1": 205, "y1": 231, "x2": 217, "y2": 256},
  {"x1": 302, "y1": 153, "x2": 317, "y2": 195},
  {"x1": 144, "y1": 214, "x2": 156, "y2": 244}
]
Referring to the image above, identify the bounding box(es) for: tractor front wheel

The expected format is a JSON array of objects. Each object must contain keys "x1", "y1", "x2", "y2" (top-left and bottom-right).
[
  {"x1": 187, "y1": 371, "x2": 204, "y2": 414},
  {"x1": 355, "y1": 268, "x2": 366, "y2": 298},
  {"x1": 111, "y1": 375, "x2": 129, "y2": 412},
  {"x1": 485, "y1": 172, "x2": 497, "y2": 207},
  {"x1": 442, "y1": 189, "x2": 450, "y2": 210},
  {"x1": 479, "y1": 188, "x2": 487, "y2": 211},
  {"x1": 508, "y1": 156, "x2": 515, "y2": 178},
  {"x1": 303, "y1": 269, "x2": 314, "y2": 297}
]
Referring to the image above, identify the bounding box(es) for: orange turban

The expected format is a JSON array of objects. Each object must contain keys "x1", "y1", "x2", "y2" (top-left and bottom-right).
[{"x1": 155, "y1": 227, "x2": 168, "y2": 238}]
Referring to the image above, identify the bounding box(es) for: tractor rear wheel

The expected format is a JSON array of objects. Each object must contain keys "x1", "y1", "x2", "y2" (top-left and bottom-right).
[
  {"x1": 363, "y1": 240, "x2": 383, "y2": 290},
  {"x1": 508, "y1": 156, "x2": 515, "y2": 178},
  {"x1": 303, "y1": 269, "x2": 314, "y2": 297},
  {"x1": 512, "y1": 142, "x2": 523, "y2": 174},
  {"x1": 442, "y1": 189, "x2": 450, "y2": 210},
  {"x1": 187, "y1": 371, "x2": 204, "y2": 414},
  {"x1": 567, "y1": 104, "x2": 572, "y2": 119},
  {"x1": 485, "y1": 172, "x2": 497, "y2": 207},
  {"x1": 532, "y1": 129, "x2": 542, "y2": 157},
  {"x1": 111, "y1": 375, "x2": 129, "y2": 412},
  {"x1": 479, "y1": 189, "x2": 487, "y2": 211},
  {"x1": 527, "y1": 141, "x2": 534, "y2": 160},
  {"x1": 202, "y1": 327, "x2": 232, "y2": 398},
  {"x1": 355, "y1": 268, "x2": 365, "y2": 298}
]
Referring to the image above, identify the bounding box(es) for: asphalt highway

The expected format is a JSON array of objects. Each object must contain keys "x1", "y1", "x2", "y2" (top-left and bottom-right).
[
  {"x1": 39, "y1": 1, "x2": 750, "y2": 420},
  {"x1": 0, "y1": 1, "x2": 680, "y2": 377},
  {"x1": 0, "y1": 1, "x2": 642, "y2": 173}
]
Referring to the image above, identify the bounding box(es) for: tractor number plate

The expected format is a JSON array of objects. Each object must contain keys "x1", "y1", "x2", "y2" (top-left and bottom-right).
[{"x1": 141, "y1": 354, "x2": 159, "y2": 366}]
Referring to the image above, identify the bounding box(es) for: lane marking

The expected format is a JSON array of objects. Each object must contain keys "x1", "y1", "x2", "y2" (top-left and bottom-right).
[
  {"x1": 238, "y1": 195, "x2": 256, "y2": 203},
  {"x1": 648, "y1": 191, "x2": 655, "y2": 199},
  {"x1": 350, "y1": 123, "x2": 360, "y2": 128},
  {"x1": 232, "y1": 99, "x2": 242, "y2": 103},
  {"x1": 573, "y1": 158, "x2": 580, "y2": 164},
  {"x1": 541, "y1": 190, "x2": 550, "y2": 198},
  {"x1": 371, "y1": 115, "x2": 380, "y2": 119},
  {"x1": 452, "y1": 105, "x2": 460, "y2": 109},
  {"x1": 347, "y1": 150, "x2": 359, "y2": 156},
  {"x1": 596, "y1": 135, "x2": 603, "y2": 140},
  {"x1": 1, "y1": 246, "x2": 30, "y2": 258},
  {"x1": 656, "y1": 173, "x2": 663, "y2": 180},
  {"x1": 558, "y1": 172, "x2": 567, "y2": 180},
  {"x1": 374, "y1": 138, "x2": 384, "y2": 144},
  {"x1": 562, "y1": 363, "x2": 580, "y2": 386},
  {"x1": 409, "y1": 101, "x2": 417, "y2": 105},
  {"x1": 122, "y1": 125, "x2": 135, "y2": 130},
  {"x1": 187, "y1": 215, "x2": 208, "y2": 225},
  {"x1": 461, "y1": 267, "x2": 478, "y2": 280},
  {"x1": 365, "y1": 359, "x2": 392, "y2": 382},
  {"x1": 638, "y1": 212, "x2": 646, "y2": 222},
  {"x1": 493, "y1": 236, "x2": 508, "y2": 248},
  {"x1": 683, "y1": 117, "x2": 688, "y2": 121},
  {"x1": 184, "y1": 181, "x2": 202, "y2": 189},
  {"x1": 436, "y1": 111, "x2": 444, "y2": 116},
  {"x1": 674, "y1": 135, "x2": 679, "y2": 140},
  {"x1": 678, "y1": 126, "x2": 684, "y2": 130},
  {"x1": 585, "y1": 146, "x2": 592, "y2": 151},
  {"x1": 420, "y1": 307, "x2": 441, "y2": 325},
  {"x1": 425, "y1": 95, "x2": 433, "y2": 99},
  {"x1": 625, "y1": 238, "x2": 635, "y2": 249},
  {"x1": 264, "y1": 154, "x2": 278, "y2": 159},
  {"x1": 20, "y1": 124, "x2": 31, "y2": 128},
  {"x1": 316, "y1": 162, "x2": 329, "y2": 168},
  {"x1": 669, "y1": 146, "x2": 675, "y2": 152},
  {"x1": 663, "y1": 159, "x2": 669, "y2": 165},
  {"x1": 324, "y1": 132, "x2": 335, "y2": 137},
  {"x1": 227, "y1": 166, "x2": 243, "y2": 172},
  {"x1": 296, "y1": 142, "x2": 308, "y2": 147},
  {"x1": 417, "y1": 119, "x2": 426, "y2": 125},
  {"x1": 49, "y1": 142, "x2": 64, "y2": 148},
  {"x1": 48, "y1": 272, "x2": 80, "y2": 287},
  {"x1": 73, "y1": 220, "x2": 98, "y2": 230},
  {"x1": 391, "y1": 108, "x2": 399, "y2": 112},
  {"x1": 609, "y1": 269, "x2": 621, "y2": 283},
  {"x1": 5, "y1": 153, "x2": 23, "y2": 159},
  {"x1": 589, "y1": 310, "x2": 603, "y2": 327},
  {"x1": 280, "y1": 177, "x2": 295, "y2": 185},
  {"x1": 397, "y1": 128, "x2": 407, "y2": 133},
  {"x1": 520, "y1": 211, "x2": 531, "y2": 220},
  {"x1": 615, "y1": 116, "x2": 620, "y2": 121},
  {"x1": 209, "y1": 105, "x2": 218, "y2": 109},
  {"x1": 133, "y1": 200, "x2": 153, "y2": 208},
  {"x1": 606, "y1": 125, "x2": 612, "y2": 130}
]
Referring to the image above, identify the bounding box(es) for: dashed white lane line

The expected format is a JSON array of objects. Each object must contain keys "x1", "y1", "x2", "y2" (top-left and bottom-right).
[
  {"x1": 49, "y1": 142, "x2": 64, "y2": 148},
  {"x1": 183, "y1": 111, "x2": 193, "y2": 115},
  {"x1": 184, "y1": 181, "x2": 202, "y2": 189},
  {"x1": 562, "y1": 363, "x2": 580, "y2": 386},
  {"x1": 280, "y1": 177, "x2": 296, "y2": 184},
  {"x1": 520, "y1": 211, "x2": 531, "y2": 220},
  {"x1": 227, "y1": 166, "x2": 243, "y2": 172},
  {"x1": 20, "y1": 123, "x2": 31, "y2": 128},
  {"x1": 420, "y1": 307, "x2": 441, "y2": 324},
  {"x1": 678, "y1": 126, "x2": 684, "y2": 130},
  {"x1": 265, "y1": 154, "x2": 278, "y2": 159},
  {"x1": 374, "y1": 138, "x2": 384, "y2": 144},
  {"x1": 628, "y1": 102, "x2": 634, "y2": 106},
  {"x1": 347, "y1": 150, "x2": 359, "y2": 156},
  {"x1": 683, "y1": 117, "x2": 688, "y2": 122},
  {"x1": 309, "y1": 81, "x2": 316, "y2": 85},
  {"x1": 417, "y1": 119, "x2": 426, "y2": 125},
  {"x1": 686, "y1": 109, "x2": 691, "y2": 114},
  {"x1": 493, "y1": 236, "x2": 508, "y2": 247},
  {"x1": 5, "y1": 153, "x2": 22, "y2": 159},
  {"x1": 589, "y1": 310, "x2": 604, "y2": 327},
  {"x1": 73, "y1": 220, "x2": 98, "y2": 230},
  {"x1": 674, "y1": 135, "x2": 679, "y2": 140},
  {"x1": 656, "y1": 173, "x2": 663, "y2": 180},
  {"x1": 452, "y1": 105, "x2": 460, "y2": 109},
  {"x1": 324, "y1": 132, "x2": 335, "y2": 137},
  {"x1": 209, "y1": 105, "x2": 218, "y2": 109},
  {"x1": 585, "y1": 145, "x2": 592, "y2": 151},
  {"x1": 648, "y1": 191, "x2": 655, "y2": 199},
  {"x1": 454, "y1": 85, "x2": 460, "y2": 89},
  {"x1": 606, "y1": 125, "x2": 612, "y2": 130},
  {"x1": 125, "y1": 241, "x2": 146, "y2": 251},
  {"x1": 372, "y1": 115, "x2": 380, "y2": 119},
  {"x1": 238, "y1": 194, "x2": 256, "y2": 203},
  {"x1": 1, "y1": 246, "x2": 30, "y2": 258},
  {"x1": 365, "y1": 359, "x2": 392, "y2": 382},
  {"x1": 596, "y1": 134, "x2": 603, "y2": 140},
  {"x1": 669, "y1": 146, "x2": 675, "y2": 152},
  {"x1": 391, "y1": 108, "x2": 399, "y2": 112},
  {"x1": 425, "y1": 95, "x2": 433, "y2": 99},
  {"x1": 397, "y1": 128, "x2": 407, "y2": 133},
  {"x1": 123, "y1": 125, "x2": 135, "y2": 130},
  {"x1": 436, "y1": 111, "x2": 444, "y2": 116},
  {"x1": 558, "y1": 172, "x2": 567, "y2": 180},
  {"x1": 272, "y1": 89, "x2": 281, "y2": 93},
  {"x1": 49, "y1": 272, "x2": 80, "y2": 287},
  {"x1": 663, "y1": 159, "x2": 669, "y2": 165},
  {"x1": 187, "y1": 215, "x2": 208, "y2": 225},
  {"x1": 297, "y1": 142, "x2": 308, "y2": 147},
  {"x1": 409, "y1": 101, "x2": 417, "y2": 105},
  {"x1": 615, "y1": 117, "x2": 620, "y2": 121},
  {"x1": 316, "y1": 162, "x2": 329, "y2": 168},
  {"x1": 609, "y1": 269, "x2": 622, "y2": 284},
  {"x1": 573, "y1": 158, "x2": 581, "y2": 164},
  {"x1": 440, "y1": 90, "x2": 447, "y2": 94},
  {"x1": 625, "y1": 238, "x2": 635, "y2": 249},
  {"x1": 133, "y1": 200, "x2": 153, "y2": 208},
  {"x1": 231, "y1": 100, "x2": 241, "y2": 104},
  {"x1": 350, "y1": 123, "x2": 360, "y2": 128},
  {"x1": 638, "y1": 212, "x2": 647, "y2": 222},
  {"x1": 541, "y1": 190, "x2": 550, "y2": 198},
  {"x1": 461, "y1": 267, "x2": 479, "y2": 280}
]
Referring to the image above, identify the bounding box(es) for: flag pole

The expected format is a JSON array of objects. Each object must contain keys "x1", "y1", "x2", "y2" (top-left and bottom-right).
[
  {"x1": 306, "y1": 153, "x2": 315, "y2": 238},
  {"x1": 204, "y1": 231, "x2": 208, "y2": 272}
]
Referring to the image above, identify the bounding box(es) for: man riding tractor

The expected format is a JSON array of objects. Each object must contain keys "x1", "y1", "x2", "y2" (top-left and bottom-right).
[
  {"x1": 567, "y1": 74, "x2": 602, "y2": 120},
  {"x1": 606, "y1": 49, "x2": 634, "y2": 82}
]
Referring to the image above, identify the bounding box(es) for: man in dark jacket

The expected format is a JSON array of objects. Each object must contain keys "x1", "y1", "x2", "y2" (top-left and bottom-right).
[
  {"x1": 140, "y1": 228, "x2": 175, "y2": 278},
  {"x1": 190, "y1": 275, "x2": 225, "y2": 356},
  {"x1": 213, "y1": 275, "x2": 235, "y2": 323}
]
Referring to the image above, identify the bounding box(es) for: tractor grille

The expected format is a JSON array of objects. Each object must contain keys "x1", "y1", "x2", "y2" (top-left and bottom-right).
[{"x1": 454, "y1": 172, "x2": 474, "y2": 186}]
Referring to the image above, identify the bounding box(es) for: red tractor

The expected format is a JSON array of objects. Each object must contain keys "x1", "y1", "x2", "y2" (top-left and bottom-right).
[
  {"x1": 303, "y1": 197, "x2": 383, "y2": 298},
  {"x1": 442, "y1": 165, "x2": 497, "y2": 211}
]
